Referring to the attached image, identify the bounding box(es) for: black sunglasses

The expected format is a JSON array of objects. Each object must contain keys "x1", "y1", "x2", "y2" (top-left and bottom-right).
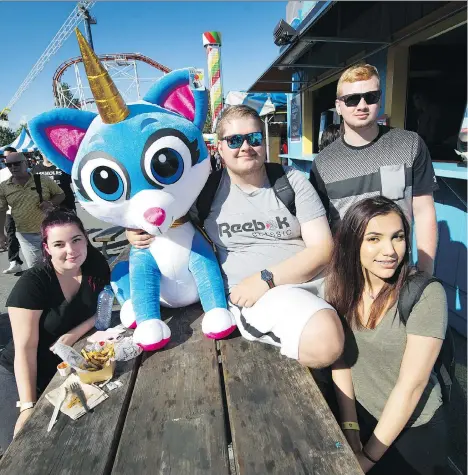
[
  {"x1": 221, "y1": 132, "x2": 263, "y2": 149},
  {"x1": 5, "y1": 162, "x2": 24, "y2": 168},
  {"x1": 337, "y1": 90, "x2": 381, "y2": 108}
]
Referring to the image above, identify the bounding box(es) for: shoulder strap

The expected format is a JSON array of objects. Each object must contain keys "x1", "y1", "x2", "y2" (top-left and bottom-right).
[
  {"x1": 196, "y1": 169, "x2": 223, "y2": 226},
  {"x1": 265, "y1": 163, "x2": 296, "y2": 216},
  {"x1": 33, "y1": 174, "x2": 43, "y2": 203},
  {"x1": 398, "y1": 272, "x2": 439, "y2": 324}
]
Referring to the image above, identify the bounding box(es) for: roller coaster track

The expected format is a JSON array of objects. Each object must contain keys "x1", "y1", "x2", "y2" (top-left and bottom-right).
[{"x1": 52, "y1": 53, "x2": 172, "y2": 104}]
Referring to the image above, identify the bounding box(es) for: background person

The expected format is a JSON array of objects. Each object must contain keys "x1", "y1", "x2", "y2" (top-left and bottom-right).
[
  {"x1": 0, "y1": 147, "x2": 23, "y2": 274},
  {"x1": 327, "y1": 197, "x2": 447, "y2": 474},
  {"x1": 0, "y1": 152, "x2": 65, "y2": 269},
  {"x1": 33, "y1": 155, "x2": 76, "y2": 212},
  {"x1": 0, "y1": 210, "x2": 110, "y2": 454}
]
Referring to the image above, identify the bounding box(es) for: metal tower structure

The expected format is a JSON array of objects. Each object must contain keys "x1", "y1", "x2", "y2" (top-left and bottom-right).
[
  {"x1": 53, "y1": 54, "x2": 171, "y2": 110},
  {"x1": 4, "y1": 0, "x2": 96, "y2": 113}
]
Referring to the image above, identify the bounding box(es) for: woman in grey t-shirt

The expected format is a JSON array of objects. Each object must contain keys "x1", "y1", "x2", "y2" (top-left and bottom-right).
[{"x1": 326, "y1": 197, "x2": 447, "y2": 474}]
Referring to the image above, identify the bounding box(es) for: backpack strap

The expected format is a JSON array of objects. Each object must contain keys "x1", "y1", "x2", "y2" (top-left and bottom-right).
[
  {"x1": 196, "y1": 169, "x2": 223, "y2": 227},
  {"x1": 265, "y1": 163, "x2": 296, "y2": 217},
  {"x1": 33, "y1": 174, "x2": 43, "y2": 203},
  {"x1": 397, "y1": 272, "x2": 439, "y2": 324}
]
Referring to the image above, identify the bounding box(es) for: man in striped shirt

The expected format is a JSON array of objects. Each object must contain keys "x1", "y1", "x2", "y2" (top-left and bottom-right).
[
  {"x1": 0, "y1": 153, "x2": 65, "y2": 269},
  {"x1": 310, "y1": 64, "x2": 438, "y2": 275}
]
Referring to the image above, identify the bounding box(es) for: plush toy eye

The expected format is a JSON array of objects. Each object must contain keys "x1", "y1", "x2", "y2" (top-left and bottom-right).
[
  {"x1": 149, "y1": 148, "x2": 184, "y2": 185},
  {"x1": 80, "y1": 158, "x2": 128, "y2": 203},
  {"x1": 142, "y1": 135, "x2": 191, "y2": 187}
]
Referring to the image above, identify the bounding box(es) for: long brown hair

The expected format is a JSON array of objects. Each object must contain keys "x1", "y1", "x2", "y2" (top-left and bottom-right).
[{"x1": 326, "y1": 197, "x2": 412, "y2": 329}]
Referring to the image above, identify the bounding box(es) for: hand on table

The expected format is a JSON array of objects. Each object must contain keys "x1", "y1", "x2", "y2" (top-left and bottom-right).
[
  {"x1": 50, "y1": 333, "x2": 78, "y2": 352},
  {"x1": 126, "y1": 228, "x2": 154, "y2": 249},
  {"x1": 14, "y1": 408, "x2": 34, "y2": 438},
  {"x1": 229, "y1": 273, "x2": 269, "y2": 308}
]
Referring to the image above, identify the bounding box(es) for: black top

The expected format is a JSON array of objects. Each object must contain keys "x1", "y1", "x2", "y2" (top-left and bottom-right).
[
  {"x1": 0, "y1": 245, "x2": 110, "y2": 392},
  {"x1": 32, "y1": 163, "x2": 76, "y2": 210}
]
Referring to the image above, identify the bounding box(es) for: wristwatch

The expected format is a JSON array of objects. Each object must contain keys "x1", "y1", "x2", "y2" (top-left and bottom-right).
[
  {"x1": 16, "y1": 401, "x2": 36, "y2": 412},
  {"x1": 260, "y1": 269, "x2": 275, "y2": 289}
]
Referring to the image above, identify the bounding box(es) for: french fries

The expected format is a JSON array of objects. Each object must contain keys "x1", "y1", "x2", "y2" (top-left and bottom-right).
[{"x1": 80, "y1": 344, "x2": 115, "y2": 371}]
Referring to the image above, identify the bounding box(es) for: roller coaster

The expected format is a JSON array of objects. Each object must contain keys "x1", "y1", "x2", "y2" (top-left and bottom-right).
[{"x1": 1, "y1": 1, "x2": 171, "y2": 119}]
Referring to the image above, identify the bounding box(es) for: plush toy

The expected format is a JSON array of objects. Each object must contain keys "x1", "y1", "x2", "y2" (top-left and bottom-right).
[{"x1": 29, "y1": 29, "x2": 237, "y2": 351}]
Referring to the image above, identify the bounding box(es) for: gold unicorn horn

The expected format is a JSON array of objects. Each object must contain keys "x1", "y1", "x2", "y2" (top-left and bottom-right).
[{"x1": 75, "y1": 28, "x2": 129, "y2": 124}]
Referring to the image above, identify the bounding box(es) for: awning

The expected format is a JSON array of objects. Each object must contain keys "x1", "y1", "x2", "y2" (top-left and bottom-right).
[
  {"x1": 248, "y1": 1, "x2": 465, "y2": 93},
  {"x1": 225, "y1": 91, "x2": 287, "y2": 116},
  {"x1": 0, "y1": 127, "x2": 38, "y2": 154}
]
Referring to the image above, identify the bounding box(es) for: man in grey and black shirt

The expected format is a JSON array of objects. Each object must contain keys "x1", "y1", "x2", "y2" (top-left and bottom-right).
[{"x1": 311, "y1": 64, "x2": 438, "y2": 275}]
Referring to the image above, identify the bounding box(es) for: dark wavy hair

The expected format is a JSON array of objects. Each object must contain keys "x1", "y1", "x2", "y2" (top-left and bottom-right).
[
  {"x1": 325, "y1": 197, "x2": 412, "y2": 330},
  {"x1": 40, "y1": 209, "x2": 89, "y2": 266}
]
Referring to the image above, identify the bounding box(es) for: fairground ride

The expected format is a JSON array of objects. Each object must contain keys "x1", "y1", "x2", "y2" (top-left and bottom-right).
[
  {"x1": 53, "y1": 54, "x2": 171, "y2": 111},
  {"x1": 1, "y1": 1, "x2": 171, "y2": 119}
]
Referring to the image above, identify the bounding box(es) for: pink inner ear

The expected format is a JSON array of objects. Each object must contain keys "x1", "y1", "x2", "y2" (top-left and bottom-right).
[
  {"x1": 163, "y1": 85, "x2": 195, "y2": 122},
  {"x1": 45, "y1": 125, "x2": 87, "y2": 162}
]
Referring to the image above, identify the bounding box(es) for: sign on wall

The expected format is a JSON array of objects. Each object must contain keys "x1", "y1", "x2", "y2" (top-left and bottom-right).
[{"x1": 290, "y1": 93, "x2": 302, "y2": 142}]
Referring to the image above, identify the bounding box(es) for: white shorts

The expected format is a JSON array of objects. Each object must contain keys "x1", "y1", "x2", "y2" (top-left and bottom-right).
[{"x1": 228, "y1": 276, "x2": 335, "y2": 360}]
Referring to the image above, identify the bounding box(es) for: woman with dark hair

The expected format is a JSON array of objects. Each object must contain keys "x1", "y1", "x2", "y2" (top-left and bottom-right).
[
  {"x1": 327, "y1": 197, "x2": 447, "y2": 474},
  {"x1": 0, "y1": 210, "x2": 110, "y2": 453},
  {"x1": 319, "y1": 123, "x2": 342, "y2": 151}
]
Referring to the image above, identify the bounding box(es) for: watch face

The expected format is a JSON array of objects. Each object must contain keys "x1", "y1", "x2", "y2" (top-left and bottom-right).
[{"x1": 261, "y1": 269, "x2": 273, "y2": 281}]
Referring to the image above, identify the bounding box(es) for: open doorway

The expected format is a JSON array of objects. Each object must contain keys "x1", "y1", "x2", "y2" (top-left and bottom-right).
[{"x1": 406, "y1": 23, "x2": 467, "y2": 161}]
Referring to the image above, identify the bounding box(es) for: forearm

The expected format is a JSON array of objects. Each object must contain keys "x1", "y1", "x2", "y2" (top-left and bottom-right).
[
  {"x1": 364, "y1": 381, "x2": 426, "y2": 460},
  {"x1": 14, "y1": 349, "x2": 38, "y2": 403},
  {"x1": 50, "y1": 193, "x2": 65, "y2": 206},
  {"x1": 414, "y1": 204, "x2": 438, "y2": 275},
  {"x1": 269, "y1": 245, "x2": 331, "y2": 285},
  {"x1": 332, "y1": 363, "x2": 359, "y2": 423}
]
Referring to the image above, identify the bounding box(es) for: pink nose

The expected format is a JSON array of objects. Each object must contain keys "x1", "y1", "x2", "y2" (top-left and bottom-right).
[{"x1": 144, "y1": 207, "x2": 166, "y2": 226}]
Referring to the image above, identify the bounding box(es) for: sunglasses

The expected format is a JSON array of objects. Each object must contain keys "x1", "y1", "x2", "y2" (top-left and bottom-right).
[
  {"x1": 337, "y1": 90, "x2": 382, "y2": 108},
  {"x1": 5, "y1": 162, "x2": 25, "y2": 168},
  {"x1": 222, "y1": 132, "x2": 263, "y2": 149}
]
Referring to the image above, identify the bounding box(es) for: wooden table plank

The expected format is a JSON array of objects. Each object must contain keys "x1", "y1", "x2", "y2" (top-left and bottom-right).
[
  {"x1": 0, "y1": 327, "x2": 141, "y2": 475},
  {"x1": 111, "y1": 304, "x2": 230, "y2": 475},
  {"x1": 220, "y1": 338, "x2": 363, "y2": 475}
]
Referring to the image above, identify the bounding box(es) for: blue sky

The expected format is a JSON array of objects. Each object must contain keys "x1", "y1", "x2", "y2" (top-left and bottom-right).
[{"x1": 0, "y1": 1, "x2": 286, "y2": 129}]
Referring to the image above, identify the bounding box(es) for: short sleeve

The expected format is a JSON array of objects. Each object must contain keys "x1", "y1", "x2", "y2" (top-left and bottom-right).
[
  {"x1": 309, "y1": 159, "x2": 330, "y2": 216},
  {"x1": 286, "y1": 167, "x2": 325, "y2": 224},
  {"x1": 406, "y1": 282, "x2": 448, "y2": 339},
  {"x1": 412, "y1": 137, "x2": 439, "y2": 196},
  {"x1": 42, "y1": 176, "x2": 64, "y2": 197},
  {"x1": 6, "y1": 268, "x2": 47, "y2": 310}
]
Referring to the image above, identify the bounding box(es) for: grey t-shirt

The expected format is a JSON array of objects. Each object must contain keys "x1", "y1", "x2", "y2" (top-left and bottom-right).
[
  {"x1": 345, "y1": 282, "x2": 447, "y2": 428},
  {"x1": 192, "y1": 167, "x2": 325, "y2": 291}
]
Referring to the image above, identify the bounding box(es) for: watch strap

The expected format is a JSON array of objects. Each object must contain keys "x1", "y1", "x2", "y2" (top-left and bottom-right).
[{"x1": 17, "y1": 401, "x2": 36, "y2": 412}]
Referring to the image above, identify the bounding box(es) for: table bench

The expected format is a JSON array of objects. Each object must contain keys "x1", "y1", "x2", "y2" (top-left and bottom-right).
[
  {"x1": 0, "y1": 247, "x2": 362, "y2": 475},
  {"x1": 92, "y1": 226, "x2": 126, "y2": 259}
]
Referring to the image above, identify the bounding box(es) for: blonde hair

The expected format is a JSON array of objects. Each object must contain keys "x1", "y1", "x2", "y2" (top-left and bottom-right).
[
  {"x1": 215, "y1": 105, "x2": 264, "y2": 139},
  {"x1": 337, "y1": 64, "x2": 380, "y2": 97}
]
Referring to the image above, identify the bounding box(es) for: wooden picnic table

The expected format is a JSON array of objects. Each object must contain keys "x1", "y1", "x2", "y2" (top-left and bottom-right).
[{"x1": 0, "y1": 248, "x2": 363, "y2": 475}]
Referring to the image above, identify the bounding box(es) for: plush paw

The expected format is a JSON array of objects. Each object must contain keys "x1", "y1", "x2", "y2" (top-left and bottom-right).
[
  {"x1": 133, "y1": 319, "x2": 171, "y2": 351},
  {"x1": 202, "y1": 308, "x2": 237, "y2": 339},
  {"x1": 120, "y1": 300, "x2": 137, "y2": 329}
]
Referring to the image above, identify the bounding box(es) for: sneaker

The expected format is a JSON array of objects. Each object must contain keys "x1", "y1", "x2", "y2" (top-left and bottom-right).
[{"x1": 3, "y1": 262, "x2": 23, "y2": 274}]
